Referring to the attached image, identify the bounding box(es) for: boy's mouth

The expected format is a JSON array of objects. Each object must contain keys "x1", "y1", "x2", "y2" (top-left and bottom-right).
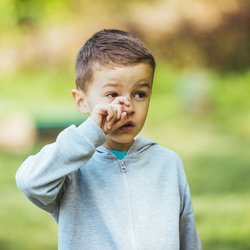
[{"x1": 119, "y1": 121, "x2": 135, "y2": 132}]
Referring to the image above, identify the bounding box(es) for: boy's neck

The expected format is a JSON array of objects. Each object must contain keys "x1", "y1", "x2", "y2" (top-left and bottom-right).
[{"x1": 103, "y1": 139, "x2": 134, "y2": 151}]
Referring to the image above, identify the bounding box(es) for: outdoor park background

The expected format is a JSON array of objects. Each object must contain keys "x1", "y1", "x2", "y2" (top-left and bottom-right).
[{"x1": 0, "y1": 0, "x2": 249, "y2": 249}]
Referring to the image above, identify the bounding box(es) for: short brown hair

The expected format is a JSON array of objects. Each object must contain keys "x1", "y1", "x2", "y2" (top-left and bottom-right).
[{"x1": 75, "y1": 29, "x2": 156, "y2": 91}]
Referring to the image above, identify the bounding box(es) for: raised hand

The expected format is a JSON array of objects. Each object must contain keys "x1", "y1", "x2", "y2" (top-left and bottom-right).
[{"x1": 90, "y1": 96, "x2": 133, "y2": 134}]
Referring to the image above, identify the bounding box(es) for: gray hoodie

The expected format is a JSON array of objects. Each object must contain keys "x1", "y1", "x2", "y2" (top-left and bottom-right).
[{"x1": 16, "y1": 118, "x2": 202, "y2": 250}]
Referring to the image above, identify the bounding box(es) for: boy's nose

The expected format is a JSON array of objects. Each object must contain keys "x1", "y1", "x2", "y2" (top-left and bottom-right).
[{"x1": 123, "y1": 100, "x2": 135, "y2": 115}]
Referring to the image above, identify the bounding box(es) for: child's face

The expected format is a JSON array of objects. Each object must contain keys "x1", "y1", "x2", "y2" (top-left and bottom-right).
[{"x1": 77, "y1": 63, "x2": 153, "y2": 151}]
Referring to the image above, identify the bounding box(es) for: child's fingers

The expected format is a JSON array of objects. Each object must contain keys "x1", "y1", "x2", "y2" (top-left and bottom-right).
[
  {"x1": 106, "y1": 106, "x2": 118, "y2": 130},
  {"x1": 92, "y1": 102, "x2": 128, "y2": 133},
  {"x1": 106, "y1": 106, "x2": 114, "y2": 122},
  {"x1": 111, "y1": 96, "x2": 130, "y2": 106},
  {"x1": 121, "y1": 111, "x2": 127, "y2": 122},
  {"x1": 110, "y1": 104, "x2": 122, "y2": 121},
  {"x1": 109, "y1": 112, "x2": 127, "y2": 132},
  {"x1": 91, "y1": 104, "x2": 109, "y2": 128}
]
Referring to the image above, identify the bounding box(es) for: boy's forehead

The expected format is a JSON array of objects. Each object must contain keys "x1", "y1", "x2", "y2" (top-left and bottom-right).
[{"x1": 93, "y1": 63, "x2": 154, "y2": 84}]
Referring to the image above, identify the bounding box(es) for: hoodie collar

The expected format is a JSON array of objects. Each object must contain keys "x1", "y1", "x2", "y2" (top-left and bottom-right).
[{"x1": 96, "y1": 136, "x2": 156, "y2": 158}]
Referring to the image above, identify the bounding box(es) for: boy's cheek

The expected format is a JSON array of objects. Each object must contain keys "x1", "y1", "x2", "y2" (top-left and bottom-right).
[{"x1": 96, "y1": 98, "x2": 113, "y2": 107}]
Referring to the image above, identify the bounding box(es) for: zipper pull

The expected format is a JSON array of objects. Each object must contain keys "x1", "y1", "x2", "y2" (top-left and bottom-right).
[{"x1": 120, "y1": 160, "x2": 127, "y2": 173}]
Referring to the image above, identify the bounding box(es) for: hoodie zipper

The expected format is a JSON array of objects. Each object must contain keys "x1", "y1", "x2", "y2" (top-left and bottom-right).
[
  {"x1": 120, "y1": 160, "x2": 127, "y2": 173},
  {"x1": 119, "y1": 160, "x2": 137, "y2": 250}
]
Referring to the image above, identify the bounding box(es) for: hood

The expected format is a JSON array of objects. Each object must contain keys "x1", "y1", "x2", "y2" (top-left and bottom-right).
[{"x1": 96, "y1": 136, "x2": 157, "y2": 157}]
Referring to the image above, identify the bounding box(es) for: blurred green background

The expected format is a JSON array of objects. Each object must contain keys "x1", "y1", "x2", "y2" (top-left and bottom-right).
[{"x1": 0, "y1": 0, "x2": 250, "y2": 249}]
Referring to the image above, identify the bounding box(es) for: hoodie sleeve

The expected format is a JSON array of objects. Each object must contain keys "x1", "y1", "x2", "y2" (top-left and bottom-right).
[
  {"x1": 15, "y1": 118, "x2": 106, "y2": 214},
  {"x1": 179, "y1": 182, "x2": 202, "y2": 250}
]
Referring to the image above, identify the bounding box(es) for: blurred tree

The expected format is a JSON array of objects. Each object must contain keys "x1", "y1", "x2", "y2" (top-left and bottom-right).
[
  {"x1": 127, "y1": 0, "x2": 250, "y2": 71},
  {"x1": 0, "y1": 0, "x2": 249, "y2": 72},
  {"x1": 13, "y1": 0, "x2": 42, "y2": 26}
]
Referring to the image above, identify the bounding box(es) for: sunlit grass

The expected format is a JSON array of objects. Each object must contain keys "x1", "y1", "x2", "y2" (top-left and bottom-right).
[{"x1": 194, "y1": 194, "x2": 250, "y2": 250}]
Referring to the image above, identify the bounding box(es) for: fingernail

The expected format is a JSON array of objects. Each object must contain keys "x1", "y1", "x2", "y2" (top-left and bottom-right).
[{"x1": 122, "y1": 112, "x2": 127, "y2": 120}]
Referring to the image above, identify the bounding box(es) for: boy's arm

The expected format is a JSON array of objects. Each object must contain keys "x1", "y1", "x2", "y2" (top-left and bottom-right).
[
  {"x1": 16, "y1": 96, "x2": 130, "y2": 215},
  {"x1": 179, "y1": 183, "x2": 202, "y2": 250},
  {"x1": 16, "y1": 118, "x2": 106, "y2": 210}
]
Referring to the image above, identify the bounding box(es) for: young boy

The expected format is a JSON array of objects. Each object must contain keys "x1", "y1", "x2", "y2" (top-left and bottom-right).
[{"x1": 16, "y1": 29, "x2": 202, "y2": 250}]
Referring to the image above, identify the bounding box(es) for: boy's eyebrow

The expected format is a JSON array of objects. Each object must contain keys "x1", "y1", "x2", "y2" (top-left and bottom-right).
[
  {"x1": 102, "y1": 82, "x2": 152, "y2": 89},
  {"x1": 135, "y1": 83, "x2": 152, "y2": 89},
  {"x1": 102, "y1": 83, "x2": 122, "y2": 88}
]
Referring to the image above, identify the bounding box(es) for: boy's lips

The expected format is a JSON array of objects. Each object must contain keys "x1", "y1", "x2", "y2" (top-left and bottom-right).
[{"x1": 118, "y1": 121, "x2": 135, "y2": 132}]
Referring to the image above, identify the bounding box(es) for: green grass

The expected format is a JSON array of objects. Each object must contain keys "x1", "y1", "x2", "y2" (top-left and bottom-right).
[
  {"x1": 0, "y1": 66, "x2": 250, "y2": 249},
  {"x1": 194, "y1": 194, "x2": 250, "y2": 250},
  {"x1": 0, "y1": 69, "x2": 80, "y2": 121},
  {"x1": 0, "y1": 148, "x2": 57, "y2": 250}
]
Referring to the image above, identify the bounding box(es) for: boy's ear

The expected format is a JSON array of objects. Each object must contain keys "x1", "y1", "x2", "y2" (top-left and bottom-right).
[{"x1": 71, "y1": 89, "x2": 89, "y2": 114}]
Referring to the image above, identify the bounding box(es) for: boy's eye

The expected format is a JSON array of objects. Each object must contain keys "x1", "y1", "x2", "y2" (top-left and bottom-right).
[
  {"x1": 134, "y1": 92, "x2": 147, "y2": 99},
  {"x1": 106, "y1": 92, "x2": 119, "y2": 98}
]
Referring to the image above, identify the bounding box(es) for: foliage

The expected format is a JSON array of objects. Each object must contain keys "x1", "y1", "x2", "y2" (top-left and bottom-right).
[
  {"x1": 0, "y1": 0, "x2": 249, "y2": 71},
  {"x1": 129, "y1": 0, "x2": 250, "y2": 71}
]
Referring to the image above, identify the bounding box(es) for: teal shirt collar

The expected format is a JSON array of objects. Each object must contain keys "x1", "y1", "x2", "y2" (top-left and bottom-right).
[{"x1": 109, "y1": 149, "x2": 127, "y2": 160}]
